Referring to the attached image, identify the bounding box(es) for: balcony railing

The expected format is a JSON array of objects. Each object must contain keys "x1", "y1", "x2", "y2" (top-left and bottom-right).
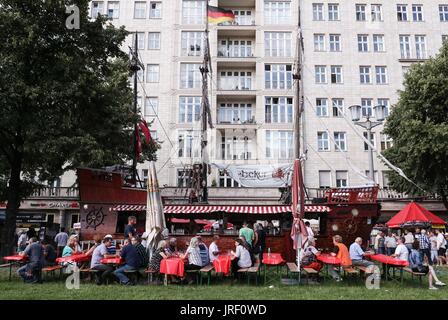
[
  {"x1": 218, "y1": 78, "x2": 253, "y2": 91},
  {"x1": 29, "y1": 187, "x2": 79, "y2": 199},
  {"x1": 217, "y1": 48, "x2": 254, "y2": 58}
]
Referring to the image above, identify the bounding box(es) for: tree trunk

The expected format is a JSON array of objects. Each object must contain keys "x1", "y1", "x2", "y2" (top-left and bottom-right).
[{"x1": 0, "y1": 151, "x2": 22, "y2": 257}]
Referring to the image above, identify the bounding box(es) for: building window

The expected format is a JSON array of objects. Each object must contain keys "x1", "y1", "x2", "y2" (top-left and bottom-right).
[
  {"x1": 361, "y1": 98, "x2": 373, "y2": 117},
  {"x1": 180, "y1": 63, "x2": 201, "y2": 89},
  {"x1": 317, "y1": 131, "x2": 330, "y2": 151},
  {"x1": 149, "y1": 2, "x2": 162, "y2": 18},
  {"x1": 314, "y1": 34, "x2": 325, "y2": 51},
  {"x1": 328, "y1": 3, "x2": 339, "y2": 20},
  {"x1": 132, "y1": 32, "x2": 145, "y2": 50},
  {"x1": 334, "y1": 132, "x2": 347, "y2": 151},
  {"x1": 218, "y1": 103, "x2": 252, "y2": 124},
  {"x1": 145, "y1": 97, "x2": 158, "y2": 117},
  {"x1": 107, "y1": 1, "x2": 119, "y2": 19},
  {"x1": 363, "y1": 132, "x2": 376, "y2": 151},
  {"x1": 91, "y1": 1, "x2": 104, "y2": 17},
  {"x1": 380, "y1": 133, "x2": 393, "y2": 151},
  {"x1": 182, "y1": 0, "x2": 205, "y2": 24},
  {"x1": 359, "y1": 66, "x2": 371, "y2": 84},
  {"x1": 415, "y1": 35, "x2": 427, "y2": 59},
  {"x1": 134, "y1": 1, "x2": 146, "y2": 19},
  {"x1": 371, "y1": 4, "x2": 382, "y2": 21},
  {"x1": 358, "y1": 34, "x2": 369, "y2": 52},
  {"x1": 233, "y1": 10, "x2": 254, "y2": 26},
  {"x1": 265, "y1": 131, "x2": 293, "y2": 159},
  {"x1": 221, "y1": 135, "x2": 253, "y2": 160},
  {"x1": 440, "y1": 5, "x2": 448, "y2": 21},
  {"x1": 265, "y1": 1, "x2": 292, "y2": 24},
  {"x1": 356, "y1": 4, "x2": 366, "y2": 21},
  {"x1": 397, "y1": 4, "x2": 408, "y2": 21},
  {"x1": 329, "y1": 34, "x2": 341, "y2": 52},
  {"x1": 177, "y1": 169, "x2": 193, "y2": 187},
  {"x1": 181, "y1": 32, "x2": 203, "y2": 56},
  {"x1": 178, "y1": 130, "x2": 200, "y2": 158},
  {"x1": 316, "y1": 98, "x2": 328, "y2": 117},
  {"x1": 146, "y1": 64, "x2": 159, "y2": 83},
  {"x1": 315, "y1": 65, "x2": 327, "y2": 83},
  {"x1": 319, "y1": 171, "x2": 331, "y2": 188},
  {"x1": 332, "y1": 98, "x2": 344, "y2": 117},
  {"x1": 373, "y1": 34, "x2": 385, "y2": 52},
  {"x1": 264, "y1": 64, "x2": 293, "y2": 89},
  {"x1": 377, "y1": 98, "x2": 390, "y2": 117},
  {"x1": 330, "y1": 65, "x2": 343, "y2": 84},
  {"x1": 265, "y1": 32, "x2": 292, "y2": 57},
  {"x1": 219, "y1": 39, "x2": 253, "y2": 58},
  {"x1": 179, "y1": 96, "x2": 201, "y2": 123},
  {"x1": 265, "y1": 97, "x2": 293, "y2": 123},
  {"x1": 375, "y1": 66, "x2": 387, "y2": 84},
  {"x1": 219, "y1": 170, "x2": 240, "y2": 188},
  {"x1": 218, "y1": 70, "x2": 252, "y2": 90},
  {"x1": 148, "y1": 32, "x2": 161, "y2": 50},
  {"x1": 399, "y1": 35, "x2": 411, "y2": 59},
  {"x1": 412, "y1": 4, "x2": 423, "y2": 21},
  {"x1": 336, "y1": 171, "x2": 348, "y2": 187},
  {"x1": 312, "y1": 3, "x2": 324, "y2": 21}
]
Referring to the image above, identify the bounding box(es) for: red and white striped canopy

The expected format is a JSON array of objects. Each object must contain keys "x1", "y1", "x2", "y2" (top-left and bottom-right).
[{"x1": 112, "y1": 204, "x2": 330, "y2": 214}]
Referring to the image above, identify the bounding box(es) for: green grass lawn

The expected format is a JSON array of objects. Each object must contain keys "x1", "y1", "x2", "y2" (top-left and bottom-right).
[{"x1": 1, "y1": 267, "x2": 448, "y2": 300}]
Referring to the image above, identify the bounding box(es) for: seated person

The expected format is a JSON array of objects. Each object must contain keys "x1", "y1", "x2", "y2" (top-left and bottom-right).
[
  {"x1": 113, "y1": 238, "x2": 141, "y2": 285},
  {"x1": 391, "y1": 237, "x2": 409, "y2": 261},
  {"x1": 180, "y1": 237, "x2": 203, "y2": 284},
  {"x1": 329, "y1": 235, "x2": 352, "y2": 282},
  {"x1": 84, "y1": 235, "x2": 102, "y2": 256},
  {"x1": 17, "y1": 237, "x2": 44, "y2": 284},
  {"x1": 90, "y1": 235, "x2": 115, "y2": 285},
  {"x1": 166, "y1": 238, "x2": 178, "y2": 255},
  {"x1": 349, "y1": 237, "x2": 374, "y2": 267},
  {"x1": 197, "y1": 236, "x2": 210, "y2": 267},
  {"x1": 42, "y1": 240, "x2": 57, "y2": 267},
  {"x1": 230, "y1": 238, "x2": 252, "y2": 279},
  {"x1": 148, "y1": 240, "x2": 169, "y2": 272},
  {"x1": 209, "y1": 235, "x2": 220, "y2": 263},
  {"x1": 301, "y1": 239, "x2": 323, "y2": 271},
  {"x1": 409, "y1": 240, "x2": 445, "y2": 290},
  {"x1": 62, "y1": 235, "x2": 81, "y2": 257},
  {"x1": 132, "y1": 236, "x2": 149, "y2": 268}
]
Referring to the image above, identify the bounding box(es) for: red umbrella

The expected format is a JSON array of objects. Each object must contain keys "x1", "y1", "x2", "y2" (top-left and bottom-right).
[{"x1": 386, "y1": 202, "x2": 446, "y2": 228}]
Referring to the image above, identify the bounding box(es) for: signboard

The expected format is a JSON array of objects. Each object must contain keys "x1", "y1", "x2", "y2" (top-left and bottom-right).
[
  {"x1": 212, "y1": 164, "x2": 293, "y2": 187},
  {"x1": 16, "y1": 213, "x2": 47, "y2": 224},
  {"x1": 73, "y1": 222, "x2": 81, "y2": 229}
]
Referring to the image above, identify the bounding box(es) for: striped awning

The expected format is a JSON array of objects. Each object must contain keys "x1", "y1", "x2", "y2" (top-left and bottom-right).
[{"x1": 112, "y1": 204, "x2": 330, "y2": 214}]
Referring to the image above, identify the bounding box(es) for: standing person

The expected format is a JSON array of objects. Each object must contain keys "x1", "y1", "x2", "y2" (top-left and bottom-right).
[
  {"x1": 329, "y1": 235, "x2": 352, "y2": 282},
  {"x1": 17, "y1": 238, "x2": 44, "y2": 284},
  {"x1": 197, "y1": 236, "x2": 210, "y2": 267},
  {"x1": 404, "y1": 229, "x2": 415, "y2": 253},
  {"x1": 409, "y1": 240, "x2": 446, "y2": 290},
  {"x1": 17, "y1": 230, "x2": 28, "y2": 253},
  {"x1": 132, "y1": 236, "x2": 149, "y2": 268},
  {"x1": 349, "y1": 237, "x2": 374, "y2": 267},
  {"x1": 428, "y1": 231, "x2": 439, "y2": 265},
  {"x1": 252, "y1": 223, "x2": 260, "y2": 255},
  {"x1": 305, "y1": 221, "x2": 315, "y2": 241},
  {"x1": 435, "y1": 229, "x2": 447, "y2": 265},
  {"x1": 54, "y1": 227, "x2": 69, "y2": 257},
  {"x1": 385, "y1": 232, "x2": 397, "y2": 256},
  {"x1": 255, "y1": 223, "x2": 266, "y2": 263},
  {"x1": 418, "y1": 229, "x2": 432, "y2": 265},
  {"x1": 375, "y1": 232, "x2": 386, "y2": 255},
  {"x1": 209, "y1": 235, "x2": 220, "y2": 263},
  {"x1": 90, "y1": 235, "x2": 115, "y2": 285},
  {"x1": 230, "y1": 238, "x2": 252, "y2": 279},
  {"x1": 124, "y1": 216, "x2": 137, "y2": 239},
  {"x1": 239, "y1": 221, "x2": 254, "y2": 248},
  {"x1": 114, "y1": 239, "x2": 141, "y2": 285},
  {"x1": 180, "y1": 237, "x2": 203, "y2": 284}
]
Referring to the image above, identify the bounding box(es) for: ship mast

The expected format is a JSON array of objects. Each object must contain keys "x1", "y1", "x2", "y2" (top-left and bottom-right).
[{"x1": 294, "y1": 7, "x2": 303, "y2": 160}]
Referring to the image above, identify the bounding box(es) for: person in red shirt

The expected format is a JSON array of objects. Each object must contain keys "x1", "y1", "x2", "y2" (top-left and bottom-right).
[{"x1": 329, "y1": 235, "x2": 352, "y2": 282}]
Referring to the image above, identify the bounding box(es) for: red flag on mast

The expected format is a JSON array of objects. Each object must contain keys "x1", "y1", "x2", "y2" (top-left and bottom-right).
[
  {"x1": 290, "y1": 159, "x2": 308, "y2": 250},
  {"x1": 138, "y1": 119, "x2": 152, "y2": 144}
]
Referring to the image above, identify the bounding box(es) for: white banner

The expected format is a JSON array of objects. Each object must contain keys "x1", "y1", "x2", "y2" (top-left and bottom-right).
[{"x1": 212, "y1": 163, "x2": 293, "y2": 187}]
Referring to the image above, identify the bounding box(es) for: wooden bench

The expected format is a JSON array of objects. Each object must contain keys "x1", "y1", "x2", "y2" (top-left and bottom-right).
[
  {"x1": 42, "y1": 265, "x2": 64, "y2": 279},
  {"x1": 185, "y1": 269, "x2": 200, "y2": 285},
  {"x1": 286, "y1": 262, "x2": 300, "y2": 281},
  {"x1": 247, "y1": 263, "x2": 260, "y2": 285},
  {"x1": 303, "y1": 267, "x2": 319, "y2": 284},
  {"x1": 144, "y1": 268, "x2": 158, "y2": 284},
  {"x1": 342, "y1": 267, "x2": 359, "y2": 281},
  {"x1": 123, "y1": 268, "x2": 140, "y2": 284},
  {"x1": 403, "y1": 267, "x2": 426, "y2": 286},
  {"x1": 199, "y1": 264, "x2": 214, "y2": 286},
  {"x1": 0, "y1": 263, "x2": 11, "y2": 268}
]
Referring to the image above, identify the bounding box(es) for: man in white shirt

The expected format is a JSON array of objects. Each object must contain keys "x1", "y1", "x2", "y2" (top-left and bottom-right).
[
  {"x1": 392, "y1": 237, "x2": 409, "y2": 261},
  {"x1": 305, "y1": 221, "x2": 314, "y2": 241},
  {"x1": 54, "y1": 227, "x2": 69, "y2": 257},
  {"x1": 404, "y1": 230, "x2": 414, "y2": 252},
  {"x1": 209, "y1": 235, "x2": 220, "y2": 262},
  {"x1": 384, "y1": 232, "x2": 397, "y2": 256},
  {"x1": 435, "y1": 229, "x2": 447, "y2": 263}
]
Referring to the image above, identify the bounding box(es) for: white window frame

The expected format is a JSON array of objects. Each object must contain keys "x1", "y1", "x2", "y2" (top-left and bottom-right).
[
  {"x1": 264, "y1": 64, "x2": 293, "y2": 89},
  {"x1": 149, "y1": 2, "x2": 162, "y2": 19},
  {"x1": 332, "y1": 98, "x2": 344, "y2": 117},
  {"x1": 178, "y1": 130, "x2": 201, "y2": 158},
  {"x1": 265, "y1": 1, "x2": 292, "y2": 24},
  {"x1": 399, "y1": 35, "x2": 411, "y2": 59},
  {"x1": 148, "y1": 32, "x2": 161, "y2": 50},
  {"x1": 145, "y1": 97, "x2": 158, "y2": 117},
  {"x1": 361, "y1": 98, "x2": 373, "y2": 117},
  {"x1": 265, "y1": 32, "x2": 292, "y2": 57},
  {"x1": 265, "y1": 97, "x2": 293, "y2": 123},
  {"x1": 330, "y1": 65, "x2": 343, "y2": 84},
  {"x1": 358, "y1": 34, "x2": 369, "y2": 52},
  {"x1": 312, "y1": 3, "x2": 324, "y2": 21},
  {"x1": 329, "y1": 34, "x2": 341, "y2": 52},
  {"x1": 328, "y1": 3, "x2": 339, "y2": 21},
  {"x1": 218, "y1": 103, "x2": 253, "y2": 124},
  {"x1": 107, "y1": 1, "x2": 119, "y2": 19},
  {"x1": 317, "y1": 131, "x2": 330, "y2": 151},
  {"x1": 334, "y1": 132, "x2": 347, "y2": 151},
  {"x1": 440, "y1": 5, "x2": 448, "y2": 21},
  {"x1": 182, "y1": 0, "x2": 205, "y2": 25},
  {"x1": 91, "y1": 1, "x2": 104, "y2": 18},
  {"x1": 356, "y1": 4, "x2": 366, "y2": 21},
  {"x1": 373, "y1": 34, "x2": 385, "y2": 52},
  {"x1": 265, "y1": 130, "x2": 294, "y2": 159},
  {"x1": 359, "y1": 66, "x2": 371, "y2": 84},
  {"x1": 179, "y1": 96, "x2": 201, "y2": 123},
  {"x1": 415, "y1": 35, "x2": 427, "y2": 59},
  {"x1": 316, "y1": 98, "x2": 328, "y2": 117},
  {"x1": 314, "y1": 34, "x2": 326, "y2": 52},
  {"x1": 134, "y1": 1, "x2": 147, "y2": 19},
  {"x1": 375, "y1": 66, "x2": 387, "y2": 84},
  {"x1": 371, "y1": 4, "x2": 382, "y2": 21},
  {"x1": 180, "y1": 63, "x2": 201, "y2": 89},
  {"x1": 336, "y1": 171, "x2": 348, "y2": 187},
  {"x1": 146, "y1": 64, "x2": 160, "y2": 83},
  {"x1": 397, "y1": 4, "x2": 408, "y2": 21},
  {"x1": 182, "y1": 31, "x2": 204, "y2": 56},
  {"x1": 412, "y1": 4, "x2": 424, "y2": 21},
  {"x1": 315, "y1": 65, "x2": 327, "y2": 84}
]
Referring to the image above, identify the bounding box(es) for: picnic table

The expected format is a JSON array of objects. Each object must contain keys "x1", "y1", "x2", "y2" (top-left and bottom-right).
[
  {"x1": 213, "y1": 255, "x2": 231, "y2": 276},
  {"x1": 56, "y1": 253, "x2": 91, "y2": 267},
  {"x1": 100, "y1": 257, "x2": 124, "y2": 266},
  {"x1": 2, "y1": 255, "x2": 28, "y2": 281},
  {"x1": 366, "y1": 254, "x2": 408, "y2": 282},
  {"x1": 160, "y1": 257, "x2": 185, "y2": 277},
  {"x1": 262, "y1": 253, "x2": 285, "y2": 284},
  {"x1": 316, "y1": 254, "x2": 341, "y2": 279}
]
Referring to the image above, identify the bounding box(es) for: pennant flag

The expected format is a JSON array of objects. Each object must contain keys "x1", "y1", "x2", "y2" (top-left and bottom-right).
[
  {"x1": 138, "y1": 119, "x2": 152, "y2": 144},
  {"x1": 208, "y1": 6, "x2": 235, "y2": 24}
]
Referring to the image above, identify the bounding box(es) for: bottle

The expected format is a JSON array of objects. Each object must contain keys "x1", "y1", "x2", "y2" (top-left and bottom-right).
[{"x1": 268, "y1": 248, "x2": 271, "y2": 257}]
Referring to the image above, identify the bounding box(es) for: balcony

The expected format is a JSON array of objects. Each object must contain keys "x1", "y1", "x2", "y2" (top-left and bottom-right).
[
  {"x1": 218, "y1": 76, "x2": 253, "y2": 91},
  {"x1": 29, "y1": 187, "x2": 79, "y2": 199},
  {"x1": 218, "y1": 0, "x2": 255, "y2": 8}
]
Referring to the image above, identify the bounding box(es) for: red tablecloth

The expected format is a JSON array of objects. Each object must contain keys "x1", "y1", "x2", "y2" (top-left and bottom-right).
[
  {"x1": 262, "y1": 253, "x2": 285, "y2": 265},
  {"x1": 160, "y1": 257, "x2": 185, "y2": 277},
  {"x1": 56, "y1": 254, "x2": 91, "y2": 264},
  {"x1": 368, "y1": 254, "x2": 409, "y2": 267},
  {"x1": 316, "y1": 254, "x2": 341, "y2": 265},
  {"x1": 100, "y1": 257, "x2": 124, "y2": 265},
  {"x1": 213, "y1": 255, "x2": 231, "y2": 275},
  {"x1": 3, "y1": 255, "x2": 27, "y2": 262}
]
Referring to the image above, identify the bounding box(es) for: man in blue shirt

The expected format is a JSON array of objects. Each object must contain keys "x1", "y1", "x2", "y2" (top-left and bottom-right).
[
  {"x1": 18, "y1": 237, "x2": 44, "y2": 283},
  {"x1": 113, "y1": 238, "x2": 141, "y2": 285},
  {"x1": 124, "y1": 216, "x2": 137, "y2": 239},
  {"x1": 349, "y1": 237, "x2": 374, "y2": 267}
]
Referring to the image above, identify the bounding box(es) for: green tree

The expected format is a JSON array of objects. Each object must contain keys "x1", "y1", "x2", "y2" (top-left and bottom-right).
[
  {"x1": 383, "y1": 41, "x2": 448, "y2": 208},
  {"x1": 0, "y1": 0, "x2": 158, "y2": 255}
]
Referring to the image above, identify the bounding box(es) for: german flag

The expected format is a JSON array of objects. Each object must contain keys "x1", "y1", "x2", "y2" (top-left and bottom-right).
[{"x1": 208, "y1": 6, "x2": 235, "y2": 24}]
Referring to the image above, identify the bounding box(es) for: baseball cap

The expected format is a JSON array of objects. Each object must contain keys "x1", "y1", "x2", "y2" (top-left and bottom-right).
[{"x1": 104, "y1": 234, "x2": 113, "y2": 240}]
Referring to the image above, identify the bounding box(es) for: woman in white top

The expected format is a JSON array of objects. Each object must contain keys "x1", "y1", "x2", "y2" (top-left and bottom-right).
[
  {"x1": 230, "y1": 238, "x2": 252, "y2": 278},
  {"x1": 180, "y1": 237, "x2": 202, "y2": 284}
]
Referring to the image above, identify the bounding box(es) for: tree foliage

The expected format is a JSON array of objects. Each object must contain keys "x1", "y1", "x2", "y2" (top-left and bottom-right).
[{"x1": 383, "y1": 41, "x2": 448, "y2": 206}]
